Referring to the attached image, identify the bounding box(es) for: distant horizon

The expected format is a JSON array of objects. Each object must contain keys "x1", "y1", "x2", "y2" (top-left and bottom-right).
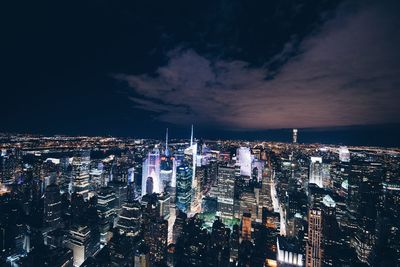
[{"x1": 2, "y1": 123, "x2": 400, "y2": 148}]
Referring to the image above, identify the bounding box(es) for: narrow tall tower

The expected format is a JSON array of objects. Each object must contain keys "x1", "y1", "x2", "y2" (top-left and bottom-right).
[
  {"x1": 292, "y1": 129, "x2": 298, "y2": 144},
  {"x1": 190, "y1": 124, "x2": 194, "y2": 146},
  {"x1": 165, "y1": 128, "x2": 169, "y2": 156}
]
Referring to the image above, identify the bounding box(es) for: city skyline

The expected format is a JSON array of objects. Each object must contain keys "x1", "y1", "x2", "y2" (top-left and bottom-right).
[
  {"x1": 1, "y1": 1, "x2": 400, "y2": 266},
  {"x1": 1, "y1": 123, "x2": 400, "y2": 148},
  {"x1": 0, "y1": 132, "x2": 399, "y2": 266}
]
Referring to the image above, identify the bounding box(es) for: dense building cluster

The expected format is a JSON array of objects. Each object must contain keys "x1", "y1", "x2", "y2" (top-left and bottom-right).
[{"x1": 0, "y1": 130, "x2": 399, "y2": 266}]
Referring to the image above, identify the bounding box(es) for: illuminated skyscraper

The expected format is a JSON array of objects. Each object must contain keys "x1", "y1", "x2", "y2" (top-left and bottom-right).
[
  {"x1": 216, "y1": 166, "x2": 235, "y2": 219},
  {"x1": 237, "y1": 147, "x2": 252, "y2": 177},
  {"x1": 321, "y1": 195, "x2": 338, "y2": 266},
  {"x1": 160, "y1": 128, "x2": 175, "y2": 190},
  {"x1": 72, "y1": 151, "x2": 91, "y2": 200},
  {"x1": 142, "y1": 148, "x2": 161, "y2": 196},
  {"x1": 309, "y1": 157, "x2": 323, "y2": 188},
  {"x1": 306, "y1": 209, "x2": 323, "y2": 267},
  {"x1": 293, "y1": 129, "x2": 298, "y2": 144},
  {"x1": 66, "y1": 225, "x2": 99, "y2": 267},
  {"x1": 116, "y1": 200, "x2": 142, "y2": 237},
  {"x1": 44, "y1": 183, "x2": 62, "y2": 230},
  {"x1": 97, "y1": 187, "x2": 116, "y2": 244},
  {"x1": 160, "y1": 156, "x2": 174, "y2": 192},
  {"x1": 184, "y1": 125, "x2": 199, "y2": 213},
  {"x1": 176, "y1": 164, "x2": 192, "y2": 213}
]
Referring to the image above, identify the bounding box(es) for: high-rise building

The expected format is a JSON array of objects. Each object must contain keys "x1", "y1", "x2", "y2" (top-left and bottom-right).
[
  {"x1": 321, "y1": 195, "x2": 339, "y2": 266},
  {"x1": 158, "y1": 193, "x2": 171, "y2": 220},
  {"x1": 97, "y1": 187, "x2": 116, "y2": 244},
  {"x1": 237, "y1": 147, "x2": 252, "y2": 177},
  {"x1": 347, "y1": 161, "x2": 382, "y2": 263},
  {"x1": 0, "y1": 153, "x2": 17, "y2": 184},
  {"x1": 370, "y1": 181, "x2": 400, "y2": 266},
  {"x1": 208, "y1": 219, "x2": 231, "y2": 266},
  {"x1": 116, "y1": 200, "x2": 142, "y2": 237},
  {"x1": 144, "y1": 218, "x2": 168, "y2": 264},
  {"x1": 309, "y1": 157, "x2": 323, "y2": 188},
  {"x1": 89, "y1": 168, "x2": 104, "y2": 188},
  {"x1": 293, "y1": 129, "x2": 298, "y2": 144},
  {"x1": 175, "y1": 164, "x2": 192, "y2": 213},
  {"x1": 160, "y1": 155, "x2": 174, "y2": 192},
  {"x1": 173, "y1": 210, "x2": 187, "y2": 244},
  {"x1": 72, "y1": 151, "x2": 91, "y2": 200},
  {"x1": 306, "y1": 209, "x2": 323, "y2": 267},
  {"x1": 241, "y1": 213, "x2": 252, "y2": 241},
  {"x1": 217, "y1": 166, "x2": 235, "y2": 219},
  {"x1": 183, "y1": 125, "x2": 199, "y2": 213},
  {"x1": 44, "y1": 183, "x2": 62, "y2": 230},
  {"x1": 140, "y1": 195, "x2": 169, "y2": 265},
  {"x1": 175, "y1": 217, "x2": 208, "y2": 266},
  {"x1": 142, "y1": 148, "x2": 161, "y2": 196},
  {"x1": 66, "y1": 225, "x2": 99, "y2": 267},
  {"x1": 277, "y1": 236, "x2": 304, "y2": 266}
]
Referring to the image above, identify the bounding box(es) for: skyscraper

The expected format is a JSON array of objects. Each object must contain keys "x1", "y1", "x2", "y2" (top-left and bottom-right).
[
  {"x1": 142, "y1": 148, "x2": 161, "y2": 196},
  {"x1": 237, "y1": 147, "x2": 252, "y2": 177},
  {"x1": 72, "y1": 151, "x2": 91, "y2": 200},
  {"x1": 217, "y1": 166, "x2": 236, "y2": 220},
  {"x1": 175, "y1": 164, "x2": 192, "y2": 213},
  {"x1": 309, "y1": 157, "x2": 323, "y2": 188},
  {"x1": 321, "y1": 195, "x2": 339, "y2": 266},
  {"x1": 44, "y1": 183, "x2": 62, "y2": 230},
  {"x1": 160, "y1": 156, "x2": 173, "y2": 192},
  {"x1": 97, "y1": 187, "x2": 116, "y2": 244},
  {"x1": 116, "y1": 200, "x2": 142, "y2": 237},
  {"x1": 293, "y1": 129, "x2": 298, "y2": 144},
  {"x1": 66, "y1": 225, "x2": 99, "y2": 267},
  {"x1": 306, "y1": 209, "x2": 323, "y2": 267},
  {"x1": 184, "y1": 125, "x2": 199, "y2": 213}
]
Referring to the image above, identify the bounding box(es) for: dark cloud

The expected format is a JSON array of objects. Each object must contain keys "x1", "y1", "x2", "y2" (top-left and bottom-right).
[
  {"x1": 117, "y1": 0, "x2": 400, "y2": 130},
  {"x1": 2, "y1": 0, "x2": 400, "y2": 145}
]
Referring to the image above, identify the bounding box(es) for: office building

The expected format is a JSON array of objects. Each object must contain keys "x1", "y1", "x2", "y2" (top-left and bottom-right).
[
  {"x1": 175, "y1": 164, "x2": 192, "y2": 213},
  {"x1": 309, "y1": 157, "x2": 323, "y2": 188},
  {"x1": 217, "y1": 166, "x2": 236, "y2": 219},
  {"x1": 306, "y1": 209, "x2": 323, "y2": 267}
]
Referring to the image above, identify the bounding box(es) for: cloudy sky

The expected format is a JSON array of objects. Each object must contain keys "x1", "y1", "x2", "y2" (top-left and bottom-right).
[{"x1": 2, "y1": 0, "x2": 400, "y2": 145}]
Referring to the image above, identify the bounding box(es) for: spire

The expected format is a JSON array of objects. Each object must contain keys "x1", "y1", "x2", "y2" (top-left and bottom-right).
[
  {"x1": 165, "y1": 128, "x2": 169, "y2": 156},
  {"x1": 166, "y1": 128, "x2": 168, "y2": 147},
  {"x1": 190, "y1": 124, "x2": 194, "y2": 146}
]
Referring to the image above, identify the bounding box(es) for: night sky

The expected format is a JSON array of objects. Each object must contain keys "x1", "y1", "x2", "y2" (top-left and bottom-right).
[{"x1": 2, "y1": 0, "x2": 400, "y2": 146}]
